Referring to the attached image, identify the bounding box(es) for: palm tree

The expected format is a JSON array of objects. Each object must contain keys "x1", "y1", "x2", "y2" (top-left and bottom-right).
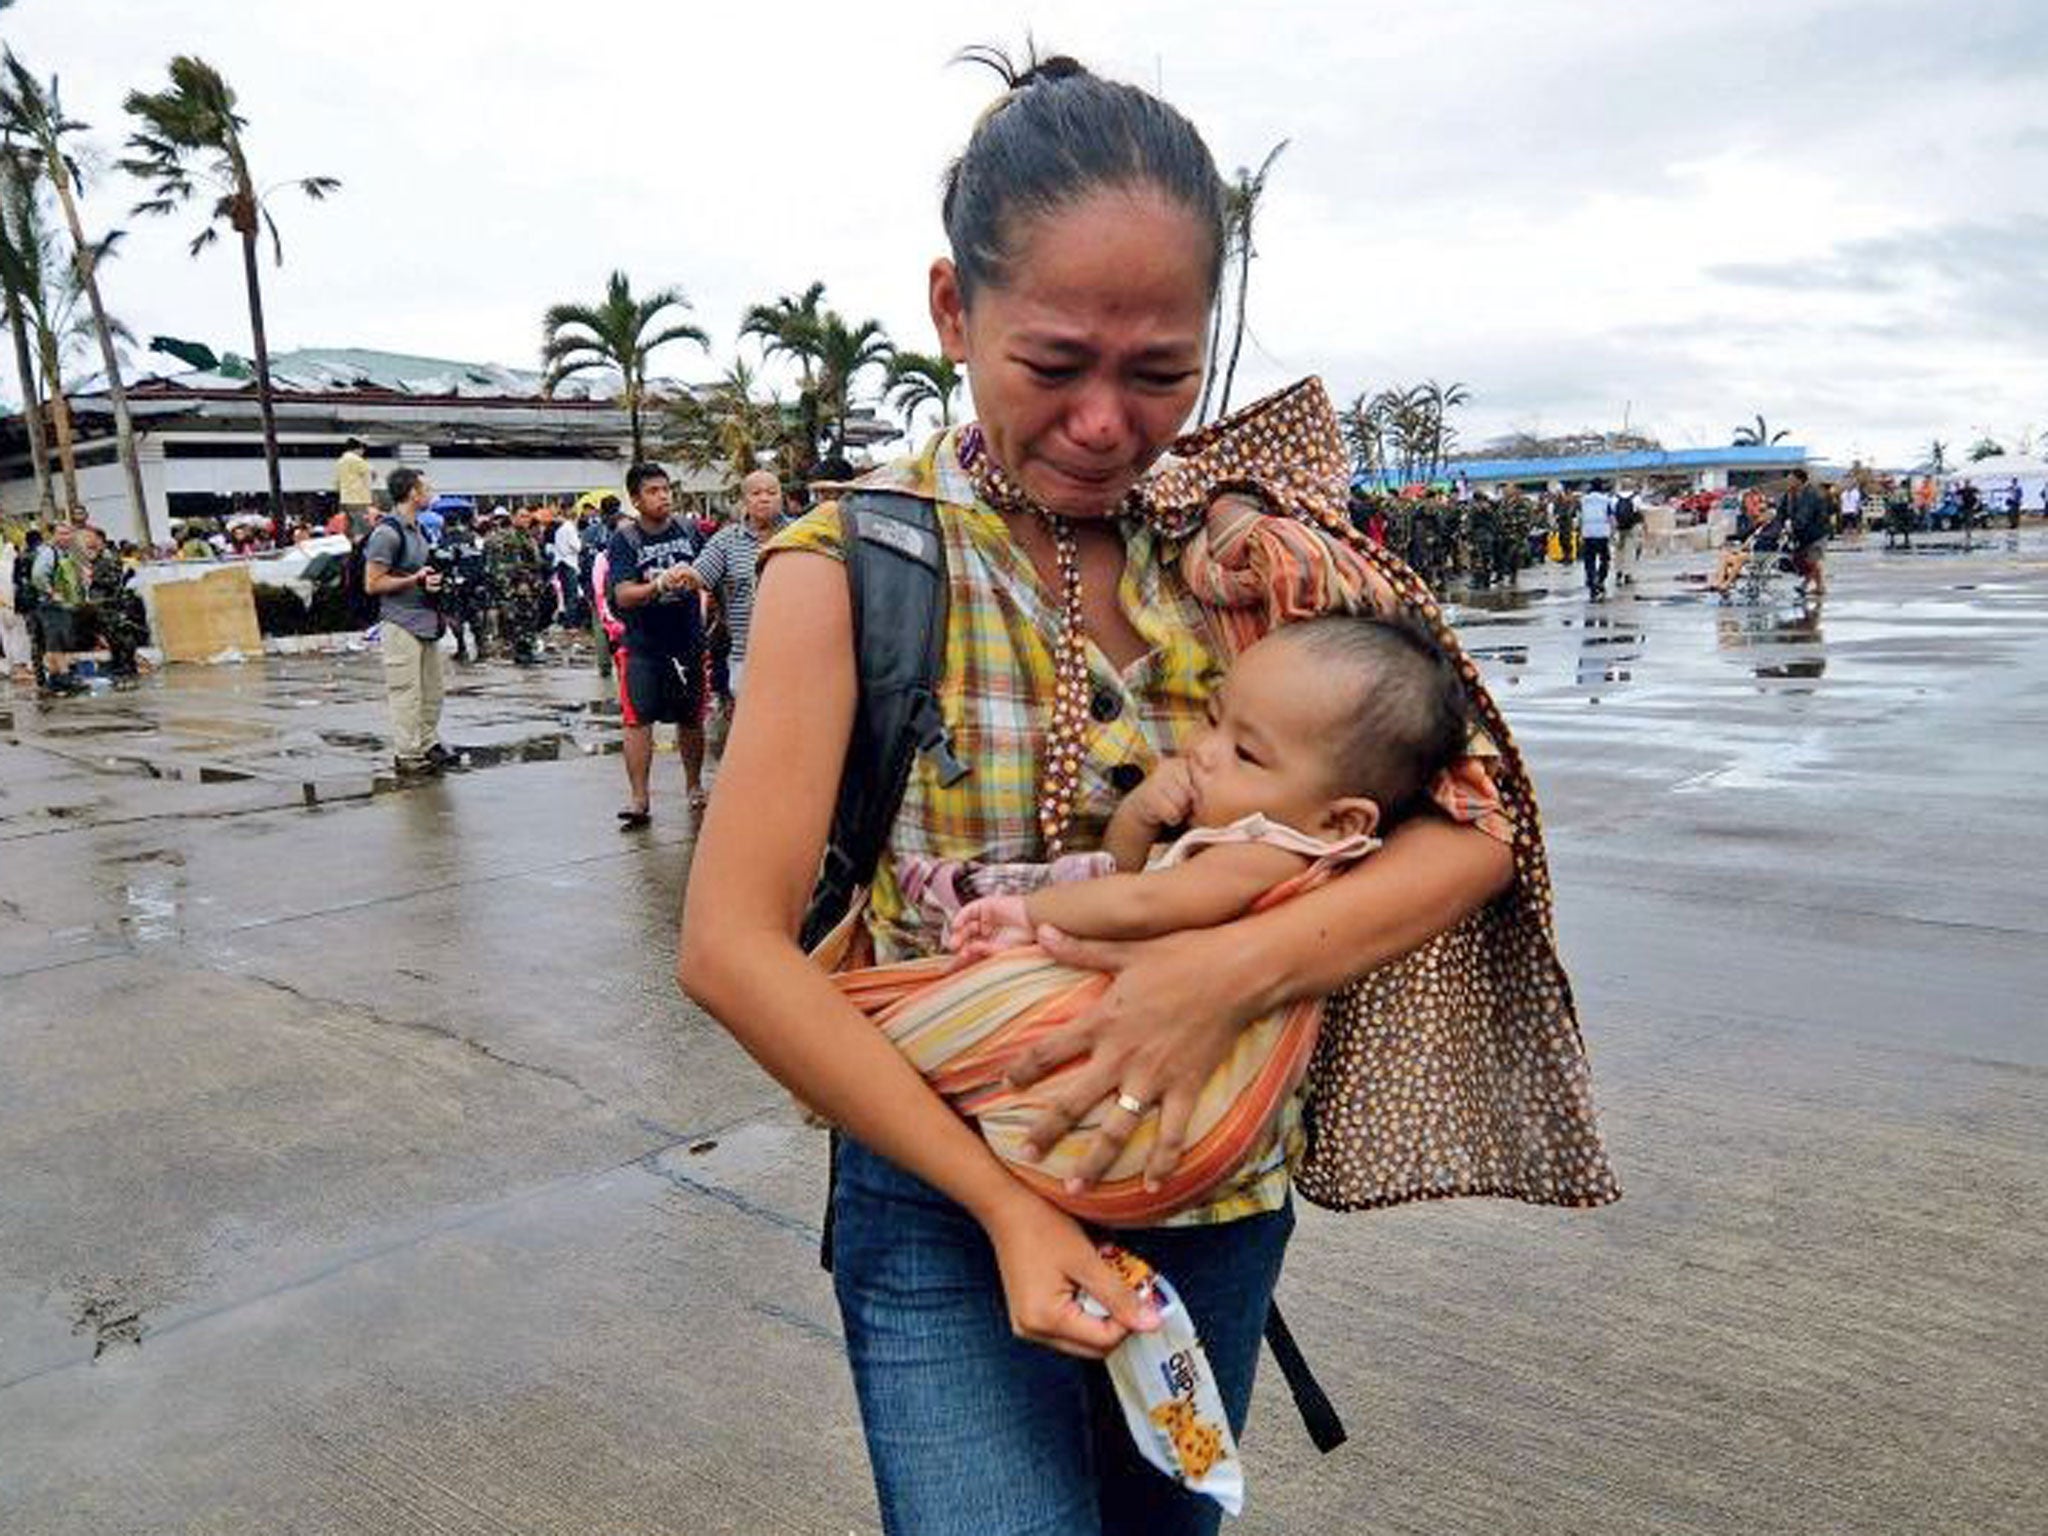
[
  {"x1": 0, "y1": 48, "x2": 148, "y2": 530},
  {"x1": 121, "y1": 56, "x2": 339, "y2": 531},
  {"x1": 1423, "y1": 379, "x2": 1471, "y2": 479},
  {"x1": 0, "y1": 147, "x2": 54, "y2": 516},
  {"x1": 0, "y1": 148, "x2": 102, "y2": 516},
  {"x1": 885, "y1": 351, "x2": 962, "y2": 435},
  {"x1": 665, "y1": 359, "x2": 788, "y2": 482},
  {"x1": 740, "y1": 281, "x2": 828, "y2": 472},
  {"x1": 541, "y1": 270, "x2": 708, "y2": 464},
  {"x1": 1389, "y1": 385, "x2": 1433, "y2": 483},
  {"x1": 813, "y1": 310, "x2": 893, "y2": 461},
  {"x1": 1213, "y1": 138, "x2": 1288, "y2": 421},
  {"x1": 1924, "y1": 439, "x2": 1948, "y2": 474},
  {"x1": 1731, "y1": 413, "x2": 1790, "y2": 447}
]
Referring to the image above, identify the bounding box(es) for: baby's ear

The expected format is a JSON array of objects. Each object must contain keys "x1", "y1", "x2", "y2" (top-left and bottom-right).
[{"x1": 1322, "y1": 796, "x2": 1381, "y2": 841}]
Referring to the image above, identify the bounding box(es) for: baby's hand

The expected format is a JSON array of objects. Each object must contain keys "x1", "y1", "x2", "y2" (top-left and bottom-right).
[
  {"x1": 1126, "y1": 757, "x2": 1196, "y2": 831},
  {"x1": 947, "y1": 894, "x2": 1036, "y2": 962}
]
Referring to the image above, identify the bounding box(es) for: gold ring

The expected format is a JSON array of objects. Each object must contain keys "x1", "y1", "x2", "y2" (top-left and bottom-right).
[{"x1": 1114, "y1": 1091, "x2": 1147, "y2": 1117}]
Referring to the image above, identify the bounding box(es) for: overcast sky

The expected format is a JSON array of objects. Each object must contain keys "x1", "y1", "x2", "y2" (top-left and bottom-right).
[{"x1": 12, "y1": 0, "x2": 2046, "y2": 467}]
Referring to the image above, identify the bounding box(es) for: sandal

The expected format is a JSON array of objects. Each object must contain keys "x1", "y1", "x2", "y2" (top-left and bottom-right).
[
  {"x1": 687, "y1": 786, "x2": 710, "y2": 812},
  {"x1": 616, "y1": 807, "x2": 652, "y2": 829}
]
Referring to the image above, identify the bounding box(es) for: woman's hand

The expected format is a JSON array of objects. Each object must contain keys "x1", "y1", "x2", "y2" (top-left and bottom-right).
[
  {"x1": 1005, "y1": 924, "x2": 1255, "y2": 1190},
  {"x1": 982, "y1": 1189, "x2": 1160, "y2": 1360}
]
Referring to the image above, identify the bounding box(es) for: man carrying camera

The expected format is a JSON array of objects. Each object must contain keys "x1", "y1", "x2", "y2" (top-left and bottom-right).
[{"x1": 364, "y1": 467, "x2": 451, "y2": 779}]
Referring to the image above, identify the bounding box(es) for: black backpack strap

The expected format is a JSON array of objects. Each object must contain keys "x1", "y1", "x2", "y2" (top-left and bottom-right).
[
  {"x1": 799, "y1": 490, "x2": 964, "y2": 952},
  {"x1": 1264, "y1": 1301, "x2": 1348, "y2": 1452},
  {"x1": 806, "y1": 490, "x2": 964, "y2": 1272}
]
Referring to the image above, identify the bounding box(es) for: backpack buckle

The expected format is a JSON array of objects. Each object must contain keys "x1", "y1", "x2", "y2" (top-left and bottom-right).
[{"x1": 909, "y1": 693, "x2": 970, "y2": 787}]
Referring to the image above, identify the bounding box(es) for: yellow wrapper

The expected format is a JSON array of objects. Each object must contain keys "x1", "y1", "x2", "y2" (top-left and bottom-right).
[{"x1": 1082, "y1": 1245, "x2": 1245, "y2": 1516}]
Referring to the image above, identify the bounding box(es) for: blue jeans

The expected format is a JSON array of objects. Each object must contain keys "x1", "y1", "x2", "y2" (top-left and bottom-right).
[{"x1": 831, "y1": 1137, "x2": 1294, "y2": 1536}]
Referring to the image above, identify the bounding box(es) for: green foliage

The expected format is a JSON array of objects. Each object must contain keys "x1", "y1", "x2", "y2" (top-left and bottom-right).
[
  {"x1": 541, "y1": 269, "x2": 709, "y2": 462},
  {"x1": 738, "y1": 283, "x2": 892, "y2": 463},
  {"x1": 1966, "y1": 436, "x2": 2005, "y2": 462},
  {"x1": 885, "y1": 351, "x2": 960, "y2": 433},
  {"x1": 1341, "y1": 380, "x2": 1471, "y2": 482},
  {"x1": 664, "y1": 359, "x2": 793, "y2": 481},
  {"x1": 813, "y1": 310, "x2": 893, "y2": 459},
  {"x1": 1731, "y1": 414, "x2": 1791, "y2": 447},
  {"x1": 122, "y1": 55, "x2": 338, "y2": 261}
]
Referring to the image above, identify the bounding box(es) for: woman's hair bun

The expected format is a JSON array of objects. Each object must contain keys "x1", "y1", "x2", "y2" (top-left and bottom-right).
[
  {"x1": 954, "y1": 42, "x2": 1091, "y2": 92},
  {"x1": 941, "y1": 40, "x2": 1225, "y2": 305}
]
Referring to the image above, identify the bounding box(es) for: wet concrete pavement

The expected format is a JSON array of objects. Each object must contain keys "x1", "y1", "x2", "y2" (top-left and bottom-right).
[{"x1": 2, "y1": 532, "x2": 2043, "y2": 1534}]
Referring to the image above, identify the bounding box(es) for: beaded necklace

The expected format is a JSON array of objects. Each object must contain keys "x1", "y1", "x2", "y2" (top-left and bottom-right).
[{"x1": 957, "y1": 423, "x2": 1108, "y2": 857}]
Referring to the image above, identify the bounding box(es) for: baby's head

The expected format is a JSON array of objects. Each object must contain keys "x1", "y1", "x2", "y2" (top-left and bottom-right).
[{"x1": 1187, "y1": 614, "x2": 1470, "y2": 841}]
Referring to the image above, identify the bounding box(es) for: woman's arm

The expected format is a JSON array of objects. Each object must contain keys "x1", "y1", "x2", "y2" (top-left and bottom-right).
[
  {"x1": 678, "y1": 550, "x2": 1157, "y2": 1358},
  {"x1": 1005, "y1": 815, "x2": 1515, "y2": 1186}
]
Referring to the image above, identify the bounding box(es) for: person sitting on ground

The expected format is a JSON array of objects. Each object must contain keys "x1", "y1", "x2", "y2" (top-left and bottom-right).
[
  {"x1": 841, "y1": 613, "x2": 1471, "y2": 1226},
  {"x1": 79, "y1": 525, "x2": 144, "y2": 679}
]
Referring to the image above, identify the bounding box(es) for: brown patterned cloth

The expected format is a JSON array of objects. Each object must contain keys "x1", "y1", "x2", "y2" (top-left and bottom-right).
[{"x1": 1139, "y1": 378, "x2": 1619, "y2": 1212}]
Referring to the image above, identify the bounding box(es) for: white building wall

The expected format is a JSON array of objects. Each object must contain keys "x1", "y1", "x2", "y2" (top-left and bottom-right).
[{"x1": 2, "y1": 425, "x2": 730, "y2": 540}]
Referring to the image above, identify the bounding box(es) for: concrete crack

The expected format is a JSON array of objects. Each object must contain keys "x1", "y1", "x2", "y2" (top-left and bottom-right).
[{"x1": 237, "y1": 968, "x2": 609, "y2": 1110}]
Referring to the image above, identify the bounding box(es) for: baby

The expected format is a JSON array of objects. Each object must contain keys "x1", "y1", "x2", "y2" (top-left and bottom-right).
[{"x1": 947, "y1": 611, "x2": 1472, "y2": 963}]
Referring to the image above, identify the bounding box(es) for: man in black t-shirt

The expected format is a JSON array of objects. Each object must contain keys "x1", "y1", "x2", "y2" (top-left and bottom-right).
[
  {"x1": 606, "y1": 463, "x2": 707, "y2": 825},
  {"x1": 1779, "y1": 467, "x2": 1831, "y2": 597}
]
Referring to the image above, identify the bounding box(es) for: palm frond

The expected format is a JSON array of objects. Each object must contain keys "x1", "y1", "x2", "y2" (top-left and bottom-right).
[{"x1": 639, "y1": 320, "x2": 708, "y2": 355}]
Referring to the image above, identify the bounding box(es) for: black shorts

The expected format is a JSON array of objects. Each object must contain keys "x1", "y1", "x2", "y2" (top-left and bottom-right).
[
  {"x1": 37, "y1": 603, "x2": 81, "y2": 651},
  {"x1": 617, "y1": 644, "x2": 704, "y2": 728}
]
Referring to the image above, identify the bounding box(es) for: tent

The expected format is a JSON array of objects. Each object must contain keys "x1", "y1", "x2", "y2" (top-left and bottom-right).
[{"x1": 1943, "y1": 454, "x2": 2048, "y2": 511}]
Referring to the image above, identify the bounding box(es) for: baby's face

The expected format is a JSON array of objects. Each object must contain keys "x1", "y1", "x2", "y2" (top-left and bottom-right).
[{"x1": 1185, "y1": 634, "x2": 1364, "y2": 836}]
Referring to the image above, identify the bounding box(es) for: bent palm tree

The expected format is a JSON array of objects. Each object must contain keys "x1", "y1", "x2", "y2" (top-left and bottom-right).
[
  {"x1": 1731, "y1": 413, "x2": 1790, "y2": 447},
  {"x1": 122, "y1": 55, "x2": 338, "y2": 530},
  {"x1": 885, "y1": 351, "x2": 961, "y2": 435},
  {"x1": 0, "y1": 146, "x2": 54, "y2": 516},
  {"x1": 0, "y1": 48, "x2": 147, "y2": 530},
  {"x1": 1214, "y1": 138, "x2": 1287, "y2": 420},
  {"x1": 542, "y1": 270, "x2": 708, "y2": 464}
]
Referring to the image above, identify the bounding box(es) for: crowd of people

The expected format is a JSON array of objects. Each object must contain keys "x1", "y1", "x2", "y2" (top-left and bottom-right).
[
  {"x1": 1346, "y1": 478, "x2": 1648, "y2": 597},
  {"x1": 356, "y1": 455, "x2": 793, "y2": 795},
  {"x1": 0, "y1": 519, "x2": 148, "y2": 693}
]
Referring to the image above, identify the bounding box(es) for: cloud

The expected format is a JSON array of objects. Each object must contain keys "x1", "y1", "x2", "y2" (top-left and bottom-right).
[{"x1": 11, "y1": 0, "x2": 2046, "y2": 467}]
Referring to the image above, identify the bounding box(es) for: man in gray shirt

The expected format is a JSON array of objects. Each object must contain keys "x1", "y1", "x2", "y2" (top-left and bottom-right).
[{"x1": 363, "y1": 467, "x2": 449, "y2": 777}]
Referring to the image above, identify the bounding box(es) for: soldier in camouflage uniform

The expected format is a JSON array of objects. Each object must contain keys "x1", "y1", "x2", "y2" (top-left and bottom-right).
[
  {"x1": 483, "y1": 510, "x2": 548, "y2": 664},
  {"x1": 79, "y1": 525, "x2": 144, "y2": 678},
  {"x1": 1464, "y1": 495, "x2": 1502, "y2": 589},
  {"x1": 1501, "y1": 495, "x2": 1532, "y2": 581},
  {"x1": 438, "y1": 513, "x2": 490, "y2": 662}
]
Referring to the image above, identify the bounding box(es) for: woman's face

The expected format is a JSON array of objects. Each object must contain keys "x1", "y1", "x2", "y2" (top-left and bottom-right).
[{"x1": 930, "y1": 187, "x2": 1213, "y2": 518}]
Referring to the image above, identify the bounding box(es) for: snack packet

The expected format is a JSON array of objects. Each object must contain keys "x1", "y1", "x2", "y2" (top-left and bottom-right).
[{"x1": 1081, "y1": 1244, "x2": 1245, "y2": 1516}]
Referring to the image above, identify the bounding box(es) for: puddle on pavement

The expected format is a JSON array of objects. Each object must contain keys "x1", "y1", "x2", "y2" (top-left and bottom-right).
[
  {"x1": 1714, "y1": 606, "x2": 1827, "y2": 684},
  {"x1": 1571, "y1": 617, "x2": 1645, "y2": 688},
  {"x1": 38, "y1": 715, "x2": 158, "y2": 738},
  {"x1": 119, "y1": 862, "x2": 185, "y2": 941}
]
